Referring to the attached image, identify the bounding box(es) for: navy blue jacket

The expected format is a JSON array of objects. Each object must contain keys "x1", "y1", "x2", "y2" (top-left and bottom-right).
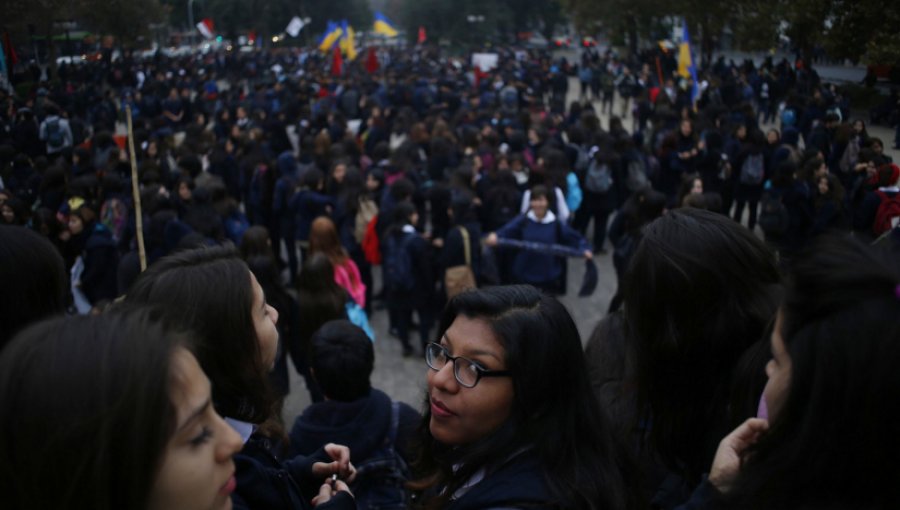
[
  {"x1": 290, "y1": 189, "x2": 334, "y2": 241},
  {"x1": 444, "y1": 451, "x2": 559, "y2": 510},
  {"x1": 496, "y1": 214, "x2": 589, "y2": 286},
  {"x1": 232, "y1": 436, "x2": 356, "y2": 510},
  {"x1": 288, "y1": 389, "x2": 420, "y2": 464}
]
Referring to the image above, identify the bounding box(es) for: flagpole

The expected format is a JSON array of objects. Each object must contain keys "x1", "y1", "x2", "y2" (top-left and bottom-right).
[{"x1": 125, "y1": 106, "x2": 147, "y2": 272}]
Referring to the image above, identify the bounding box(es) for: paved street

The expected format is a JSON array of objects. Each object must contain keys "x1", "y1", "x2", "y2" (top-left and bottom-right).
[{"x1": 282, "y1": 72, "x2": 900, "y2": 423}]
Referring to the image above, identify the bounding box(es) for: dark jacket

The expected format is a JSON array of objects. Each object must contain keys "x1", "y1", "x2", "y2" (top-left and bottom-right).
[
  {"x1": 495, "y1": 214, "x2": 589, "y2": 286},
  {"x1": 443, "y1": 451, "x2": 558, "y2": 510},
  {"x1": 290, "y1": 189, "x2": 334, "y2": 241},
  {"x1": 385, "y1": 230, "x2": 434, "y2": 308},
  {"x1": 232, "y1": 436, "x2": 356, "y2": 510},
  {"x1": 441, "y1": 222, "x2": 482, "y2": 280},
  {"x1": 81, "y1": 223, "x2": 119, "y2": 304}
]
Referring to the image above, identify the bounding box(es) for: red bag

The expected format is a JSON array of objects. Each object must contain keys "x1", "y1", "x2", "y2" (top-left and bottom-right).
[
  {"x1": 873, "y1": 190, "x2": 900, "y2": 236},
  {"x1": 362, "y1": 215, "x2": 381, "y2": 265}
]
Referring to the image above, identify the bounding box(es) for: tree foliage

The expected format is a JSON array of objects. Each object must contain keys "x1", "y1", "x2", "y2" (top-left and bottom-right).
[{"x1": 561, "y1": 0, "x2": 900, "y2": 65}]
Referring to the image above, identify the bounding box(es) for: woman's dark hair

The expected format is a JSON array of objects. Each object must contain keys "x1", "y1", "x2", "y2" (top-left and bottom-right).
[
  {"x1": 530, "y1": 184, "x2": 550, "y2": 202},
  {"x1": 124, "y1": 246, "x2": 275, "y2": 423},
  {"x1": 240, "y1": 225, "x2": 275, "y2": 263},
  {"x1": 413, "y1": 285, "x2": 641, "y2": 510},
  {"x1": 0, "y1": 308, "x2": 184, "y2": 510},
  {"x1": 620, "y1": 188, "x2": 666, "y2": 236},
  {"x1": 390, "y1": 201, "x2": 417, "y2": 229},
  {"x1": 728, "y1": 236, "x2": 900, "y2": 509},
  {"x1": 300, "y1": 167, "x2": 324, "y2": 190},
  {"x1": 0, "y1": 226, "x2": 67, "y2": 351},
  {"x1": 338, "y1": 165, "x2": 366, "y2": 217},
  {"x1": 623, "y1": 208, "x2": 780, "y2": 482},
  {"x1": 310, "y1": 320, "x2": 374, "y2": 402}
]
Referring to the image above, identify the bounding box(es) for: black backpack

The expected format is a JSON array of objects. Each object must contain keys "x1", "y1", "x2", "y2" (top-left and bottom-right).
[
  {"x1": 350, "y1": 401, "x2": 411, "y2": 510},
  {"x1": 46, "y1": 118, "x2": 64, "y2": 149},
  {"x1": 383, "y1": 232, "x2": 416, "y2": 292},
  {"x1": 758, "y1": 191, "x2": 789, "y2": 236}
]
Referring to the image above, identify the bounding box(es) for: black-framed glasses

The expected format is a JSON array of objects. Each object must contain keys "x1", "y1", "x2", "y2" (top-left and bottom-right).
[{"x1": 425, "y1": 342, "x2": 511, "y2": 388}]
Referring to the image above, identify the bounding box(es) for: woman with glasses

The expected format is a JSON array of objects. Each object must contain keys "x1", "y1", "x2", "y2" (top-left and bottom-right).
[{"x1": 412, "y1": 285, "x2": 641, "y2": 510}]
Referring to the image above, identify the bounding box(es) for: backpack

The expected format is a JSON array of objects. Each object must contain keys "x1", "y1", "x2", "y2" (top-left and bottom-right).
[
  {"x1": 46, "y1": 118, "x2": 64, "y2": 149},
  {"x1": 758, "y1": 192, "x2": 790, "y2": 236},
  {"x1": 565, "y1": 172, "x2": 583, "y2": 213},
  {"x1": 739, "y1": 153, "x2": 765, "y2": 186},
  {"x1": 780, "y1": 108, "x2": 797, "y2": 128},
  {"x1": 626, "y1": 157, "x2": 649, "y2": 192},
  {"x1": 383, "y1": 232, "x2": 416, "y2": 292},
  {"x1": 350, "y1": 401, "x2": 411, "y2": 510},
  {"x1": 585, "y1": 160, "x2": 613, "y2": 193},
  {"x1": 362, "y1": 215, "x2": 381, "y2": 265},
  {"x1": 571, "y1": 144, "x2": 590, "y2": 174},
  {"x1": 873, "y1": 190, "x2": 900, "y2": 236},
  {"x1": 839, "y1": 138, "x2": 860, "y2": 174}
]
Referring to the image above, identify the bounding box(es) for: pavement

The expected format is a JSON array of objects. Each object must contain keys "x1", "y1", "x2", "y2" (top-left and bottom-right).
[{"x1": 280, "y1": 73, "x2": 898, "y2": 424}]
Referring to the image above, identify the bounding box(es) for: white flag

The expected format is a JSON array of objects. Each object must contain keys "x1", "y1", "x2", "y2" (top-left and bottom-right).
[{"x1": 286, "y1": 16, "x2": 307, "y2": 38}]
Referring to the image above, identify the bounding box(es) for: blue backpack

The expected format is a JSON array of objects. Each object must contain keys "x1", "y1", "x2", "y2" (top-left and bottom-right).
[
  {"x1": 383, "y1": 232, "x2": 416, "y2": 292},
  {"x1": 350, "y1": 401, "x2": 411, "y2": 510}
]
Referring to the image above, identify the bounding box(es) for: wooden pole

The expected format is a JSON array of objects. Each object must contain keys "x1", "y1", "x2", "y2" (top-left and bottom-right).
[{"x1": 125, "y1": 105, "x2": 147, "y2": 272}]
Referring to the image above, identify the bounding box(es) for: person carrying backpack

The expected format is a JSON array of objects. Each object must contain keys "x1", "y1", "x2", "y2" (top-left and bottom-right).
[
  {"x1": 382, "y1": 202, "x2": 435, "y2": 357},
  {"x1": 39, "y1": 105, "x2": 73, "y2": 157},
  {"x1": 574, "y1": 147, "x2": 618, "y2": 253},
  {"x1": 733, "y1": 132, "x2": 768, "y2": 231},
  {"x1": 854, "y1": 163, "x2": 900, "y2": 241},
  {"x1": 290, "y1": 321, "x2": 420, "y2": 510}
]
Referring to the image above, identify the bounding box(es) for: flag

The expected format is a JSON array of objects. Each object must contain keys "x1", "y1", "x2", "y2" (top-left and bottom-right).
[
  {"x1": 677, "y1": 21, "x2": 699, "y2": 105},
  {"x1": 0, "y1": 39, "x2": 7, "y2": 79},
  {"x1": 285, "y1": 16, "x2": 307, "y2": 38},
  {"x1": 339, "y1": 20, "x2": 358, "y2": 61},
  {"x1": 372, "y1": 12, "x2": 399, "y2": 38},
  {"x1": 318, "y1": 21, "x2": 343, "y2": 53},
  {"x1": 365, "y1": 47, "x2": 379, "y2": 74},
  {"x1": 2, "y1": 32, "x2": 17, "y2": 68},
  {"x1": 418, "y1": 26, "x2": 427, "y2": 45},
  {"x1": 196, "y1": 18, "x2": 215, "y2": 40},
  {"x1": 331, "y1": 45, "x2": 343, "y2": 77}
]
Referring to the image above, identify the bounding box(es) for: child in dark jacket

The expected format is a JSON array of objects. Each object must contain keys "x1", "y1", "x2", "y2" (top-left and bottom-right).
[
  {"x1": 486, "y1": 185, "x2": 591, "y2": 294},
  {"x1": 290, "y1": 321, "x2": 420, "y2": 510}
]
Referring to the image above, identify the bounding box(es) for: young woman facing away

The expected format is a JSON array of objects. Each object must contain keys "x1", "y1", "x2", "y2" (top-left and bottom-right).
[{"x1": 688, "y1": 236, "x2": 900, "y2": 509}]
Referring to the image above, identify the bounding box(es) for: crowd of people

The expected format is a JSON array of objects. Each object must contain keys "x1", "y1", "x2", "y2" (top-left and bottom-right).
[{"x1": 1, "y1": 39, "x2": 900, "y2": 509}]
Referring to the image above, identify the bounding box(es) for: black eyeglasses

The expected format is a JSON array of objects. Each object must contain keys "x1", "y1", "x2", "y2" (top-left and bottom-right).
[{"x1": 425, "y1": 342, "x2": 511, "y2": 388}]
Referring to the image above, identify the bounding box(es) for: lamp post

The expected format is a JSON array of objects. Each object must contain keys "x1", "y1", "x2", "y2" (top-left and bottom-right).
[{"x1": 187, "y1": 0, "x2": 195, "y2": 45}]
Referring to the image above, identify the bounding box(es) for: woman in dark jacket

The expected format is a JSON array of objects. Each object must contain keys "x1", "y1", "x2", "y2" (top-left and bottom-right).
[
  {"x1": 68, "y1": 205, "x2": 118, "y2": 308},
  {"x1": 382, "y1": 202, "x2": 435, "y2": 357},
  {"x1": 486, "y1": 185, "x2": 591, "y2": 294},
  {"x1": 732, "y1": 130, "x2": 768, "y2": 231},
  {"x1": 125, "y1": 247, "x2": 356, "y2": 510},
  {"x1": 440, "y1": 193, "x2": 482, "y2": 289},
  {"x1": 411, "y1": 286, "x2": 642, "y2": 510}
]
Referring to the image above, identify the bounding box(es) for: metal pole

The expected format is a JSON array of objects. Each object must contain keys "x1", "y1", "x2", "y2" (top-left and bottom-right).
[{"x1": 188, "y1": 0, "x2": 195, "y2": 45}]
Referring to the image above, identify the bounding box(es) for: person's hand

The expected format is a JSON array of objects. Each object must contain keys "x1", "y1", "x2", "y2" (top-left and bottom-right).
[
  {"x1": 484, "y1": 232, "x2": 498, "y2": 247},
  {"x1": 708, "y1": 418, "x2": 768, "y2": 494},
  {"x1": 312, "y1": 443, "x2": 356, "y2": 483},
  {"x1": 311, "y1": 479, "x2": 353, "y2": 506},
  {"x1": 583, "y1": 250, "x2": 593, "y2": 260},
  {"x1": 431, "y1": 237, "x2": 444, "y2": 248}
]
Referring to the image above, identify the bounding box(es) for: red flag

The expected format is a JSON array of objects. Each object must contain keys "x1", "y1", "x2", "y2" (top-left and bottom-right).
[
  {"x1": 196, "y1": 19, "x2": 215, "y2": 40},
  {"x1": 331, "y1": 45, "x2": 343, "y2": 77},
  {"x1": 418, "y1": 26, "x2": 427, "y2": 45},
  {"x1": 365, "y1": 47, "x2": 379, "y2": 74},
  {"x1": 473, "y1": 65, "x2": 489, "y2": 89},
  {"x1": 2, "y1": 31, "x2": 18, "y2": 66}
]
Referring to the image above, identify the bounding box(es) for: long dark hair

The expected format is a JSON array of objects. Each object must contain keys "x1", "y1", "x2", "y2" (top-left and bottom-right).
[
  {"x1": 413, "y1": 285, "x2": 641, "y2": 510},
  {"x1": 125, "y1": 246, "x2": 276, "y2": 423},
  {"x1": 728, "y1": 236, "x2": 900, "y2": 509},
  {"x1": 0, "y1": 309, "x2": 184, "y2": 510},
  {"x1": 0, "y1": 225, "x2": 67, "y2": 350},
  {"x1": 623, "y1": 208, "x2": 780, "y2": 481}
]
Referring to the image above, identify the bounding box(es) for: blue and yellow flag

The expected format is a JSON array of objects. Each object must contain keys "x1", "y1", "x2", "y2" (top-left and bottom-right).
[
  {"x1": 340, "y1": 20, "x2": 358, "y2": 61},
  {"x1": 677, "y1": 21, "x2": 700, "y2": 105},
  {"x1": 318, "y1": 21, "x2": 343, "y2": 52},
  {"x1": 373, "y1": 12, "x2": 398, "y2": 38}
]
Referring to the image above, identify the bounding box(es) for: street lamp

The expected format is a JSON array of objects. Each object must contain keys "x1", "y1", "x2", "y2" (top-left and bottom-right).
[{"x1": 188, "y1": 0, "x2": 195, "y2": 44}]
